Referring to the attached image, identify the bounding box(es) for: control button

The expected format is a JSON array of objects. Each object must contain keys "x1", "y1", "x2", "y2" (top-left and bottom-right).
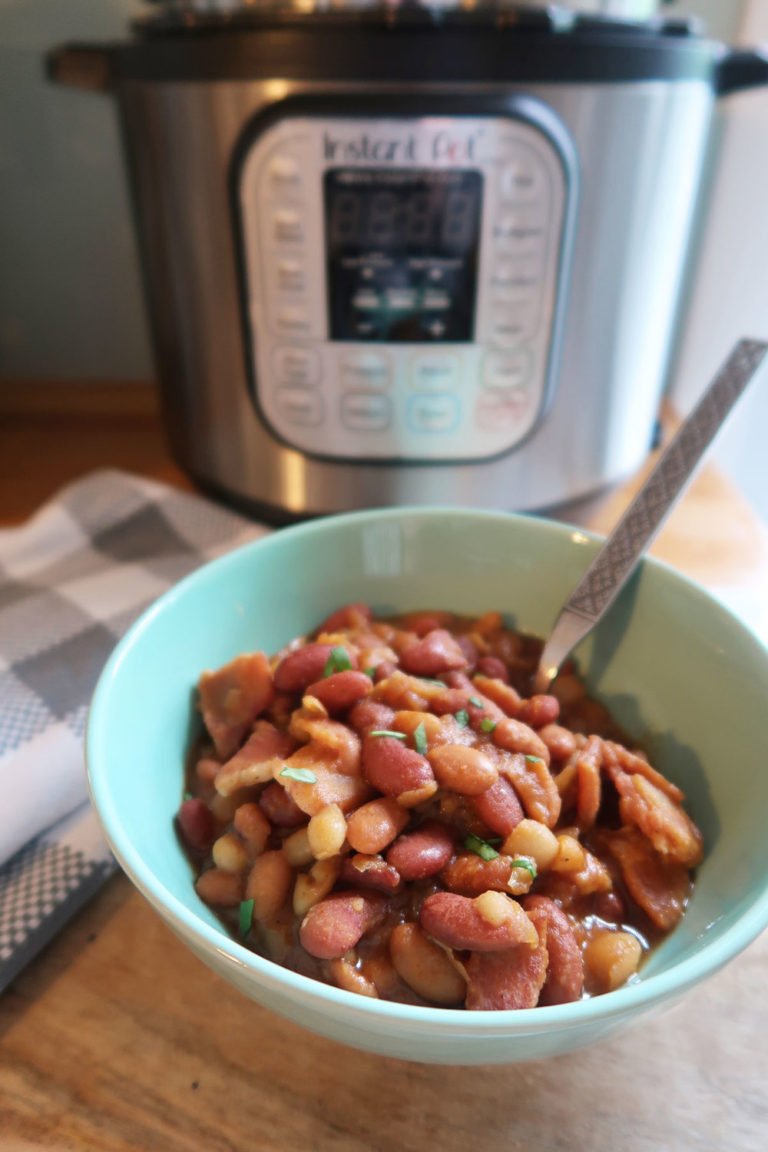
[
  {"x1": 267, "y1": 155, "x2": 303, "y2": 195},
  {"x1": 499, "y1": 159, "x2": 548, "y2": 204},
  {"x1": 273, "y1": 210, "x2": 304, "y2": 244},
  {"x1": 422, "y1": 290, "x2": 451, "y2": 311},
  {"x1": 387, "y1": 288, "x2": 417, "y2": 310},
  {"x1": 493, "y1": 216, "x2": 547, "y2": 258},
  {"x1": 275, "y1": 259, "x2": 306, "y2": 294},
  {"x1": 475, "y1": 388, "x2": 531, "y2": 431},
  {"x1": 482, "y1": 350, "x2": 532, "y2": 391},
  {"x1": 352, "y1": 290, "x2": 380, "y2": 311},
  {"x1": 411, "y1": 353, "x2": 460, "y2": 392},
  {"x1": 489, "y1": 298, "x2": 539, "y2": 345},
  {"x1": 407, "y1": 393, "x2": 460, "y2": 434},
  {"x1": 275, "y1": 304, "x2": 311, "y2": 337},
  {"x1": 342, "y1": 352, "x2": 391, "y2": 390},
  {"x1": 340, "y1": 391, "x2": 392, "y2": 432},
  {"x1": 274, "y1": 346, "x2": 321, "y2": 387},
  {"x1": 276, "y1": 387, "x2": 324, "y2": 427}
]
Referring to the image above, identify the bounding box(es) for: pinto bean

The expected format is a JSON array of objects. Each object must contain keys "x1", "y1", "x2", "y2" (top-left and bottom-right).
[
  {"x1": 275, "y1": 643, "x2": 355, "y2": 695},
  {"x1": 348, "y1": 698, "x2": 396, "y2": 736},
  {"x1": 471, "y1": 776, "x2": 524, "y2": 837},
  {"x1": 306, "y1": 670, "x2": 373, "y2": 714},
  {"x1": 493, "y1": 717, "x2": 550, "y2": 765},
  {"x1": 245, "y1": 850, "x2": 293, "y2": 922},
  {"x1": 385, "y1": 820, "x2": 455, "y2": 880},
  {"x1": 195, "y1": 867, "x2": 244, "y2": 908},
  {"x1": 502, "y1": 818, "x2": 559, "y2": 871},
  {"x1": 538, "y1": 723, "x2": 578, "y2": 762},
  {"x1": 420, "y1": 891, "x2": 538, "y2": 952},
  {"x1": 427, "y1": 744, "x2": 498, "y2": 796},
  {"x1": 399, "y1": 629, "x2": 468, "y2": 676},
  {"x1": 259, "y1": 780, "x2": 306, "y2": 827},
  {"x1": 292, "y1": 858, "x2": 341, "y2": 917},
  {"x1": 516, "y1": 695, "x2": 560, "y2": 729},
  {"x1": 392, "y1": 710, "x2": 443, "y2": 747},
  {"x1": 282, "y1": 826, "x2": 314, "y2": 868},
  {"x1": 362, "y1": 734, "x2": 437, "y2": 806},
  {"x1": 524, "y1": 895, "x2": 584, "y2": 1005},
  {"x1": 340, "y1": 854, "x2": 402, "y2": 893},
  {"x1": 233, "y1": 802, "x2": 271, "y2": 856},
  {"x1": 390, "y1": 923, "x2": 466, "y2": 1006},
  {"x1": 328, "y1": 955, "x2": 379, "y2": 998},
  {"x1": 307, "y1": 803, "x2": 347, "y2": 860},
  {"x1": 212, "y1": 832, "x2": 250, "y2": 874},
  {"x1": 346, "y1": 797, "x2": 409, "y2": 855},
  {"x1": 472, "y1": 675, "x2": 522, "y2": 717},
  {"x1": 299, "y1": 891, "x2": 387, "y2": 960},
  {"x1": 177, "y1": 798, "x2": 214, "y2": 853},
  {"x1": 584, "y1": 929, "x2": 643, "y2": 993},
  {"x1": 374, "y1": 661, "x2": 398, "y2": 683}
]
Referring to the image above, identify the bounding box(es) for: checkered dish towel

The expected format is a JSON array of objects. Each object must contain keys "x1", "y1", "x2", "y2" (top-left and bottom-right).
[{"x1": 0, "y1": 470, "x2": 267, "y2": 992}]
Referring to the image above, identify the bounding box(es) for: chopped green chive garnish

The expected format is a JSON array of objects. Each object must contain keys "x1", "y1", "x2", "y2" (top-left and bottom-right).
[
  {"x1": 363, "y1": 666, "x2": 377, "y2": 680},
  {"x1": 465, "y1": 833, "x2": 500, "y2": 861},
  {"x1": 419, "y1": 677, "x2": 446, "y2": 687},
  {"x1": 280, "y1": 766, "x2": 318, "y2": 784},
  {"x1": 369, "y1": 729, "x2": 407, "y2": 741},
  {"x1": 238, "y1": 898, "x2": 255, "y2": 938},
  {"x1": 183, "y1": 791, "x2": 194, "y2": 801},
  {"x1": 511, "y1": 857, "x2": 538, "y2": 880},
  {"x1": 455, "y1": 709, "x2": 470, "y2": 728},
  {"x1": 524, "y1": 754, "x2": 545, "y2": 765},
  {"x1": 468, "y1": 696, "x2": 483, "y2": 708},
  {"x1": 480, "y1": 718, "x2": 497, "y2": 734},
  {"x1": 323, "y1": 646, "x2": 353, "y2": 676},
  {"x1": 413, "y1": 722, "x2": 428, "y2": 756}
]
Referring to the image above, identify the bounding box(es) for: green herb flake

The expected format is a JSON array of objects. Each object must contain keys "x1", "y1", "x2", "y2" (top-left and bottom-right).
[
  {"x1": 468, "y1": 696, "x2": 484, "y2": 708},
  {"x1": 455, "y1": 709, "x2": 470, "y2": 728},
  {"x1": 480, "y1": 717, "x2": 497, "y2": 734},
  {"x1": 413, "y1": 722, "x2": 428, "y2": 756},
  {"x1": 419, "y1": 677, "x2": 446, "y2": 687},
  {"x1": 524, "y1": 754, "x2": 545, "y2": 765},
  {"x1": 465, "y1": 833, "x2": 500, "y2": 861},
  {"x1": 369, "y1": 729, "x2": 407, "y2": 741},
  {"x1": 511, "y1": 857, "x2": 538, "y2": 880},
  {"x1": 183, "y1": 791, "x2": 194, "y2": 802},
  {"x1": 323, "y1": 646, "x2": 353, "y2": 676},
  {"x1": 238, "y1": 898, "x2": 255, "y2": 939},
  {"x1": 363, "y1": 666, "x2": 377, "y2": 680},
  {"x1": 280, "y1": 766, "x2": 318, "y2": 784}
]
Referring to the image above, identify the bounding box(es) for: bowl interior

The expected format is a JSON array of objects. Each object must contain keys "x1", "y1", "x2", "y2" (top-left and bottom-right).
[{"x1": 87, "y1": 508, "x2": 768, "y2": 1017}]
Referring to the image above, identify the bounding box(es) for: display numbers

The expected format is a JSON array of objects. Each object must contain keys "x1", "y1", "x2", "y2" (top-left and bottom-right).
[{"x1": 329, "y1": 183, "x2": 479, "y2": 251}]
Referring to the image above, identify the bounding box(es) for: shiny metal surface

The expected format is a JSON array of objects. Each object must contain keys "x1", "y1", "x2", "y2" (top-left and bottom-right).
[{"x1": 119, "y1": 76, "x2": 714, "y2": 517}]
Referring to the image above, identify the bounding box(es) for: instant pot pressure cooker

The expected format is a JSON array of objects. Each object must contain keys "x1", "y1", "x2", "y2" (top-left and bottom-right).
[{"x1": 49, "y1": 1, "x2": 768, "y2": 519}]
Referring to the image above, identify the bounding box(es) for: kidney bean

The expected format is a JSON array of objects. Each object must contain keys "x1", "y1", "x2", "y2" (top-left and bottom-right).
[
  {"x1": 474, "y1": 656, "x2": 510, "y2": 683},
  {"x1": 493, "y1": 717, "x2": 551, "y2": 765},
  {"x1": 306, "y1": 670, "x2": 373, "y2": 714},
  {"x1": 299, "y1": 891, "x2": 387, "y2": 960},
  {"x1": 592, "y1": 890, "x2": 626, "y2": 923},
  {"x1": 516, "y1": 694, "x2": 560, "y2": 729},
  {"x1": 390, "y1": 923, "x2": 466, "y2": 1006},
  {"x1": 440, "y1": 853, "x2": 518, "y2": 897},
  {"x1": 259, "y1": 780, "x2": 306, "y2": 827},
  {"x1": 399, "y1": 629, "x2": 468, "y2": 677},
  {"x1": 385, "y1": 820, "x2": 455, "y2": 880},
  {"x1": 246, "y1": 850, "x2": 293, "y2": 922},
  {"x1": 472, "y1": 776, "x2": 524, "y2": 837},
  {"x1": 340, "y1": 854, "x2": 402, "y2": 893},
  {"x1": 420, "y1": 891, "x2": 538, "y2": 952},
  {"x1": 177, "y1": 798, "x2": 214, "y2": 853},
  {"x1": 292, "y1": 858, "x2": 341, "y2": 917},
  {"x1": 374, "y1": 660, "x2": 398, "y2": 683},
  {"x1": 275, "y1": 643, "x2": 356, "y2": 695},
  {"x1": 455, "y1": 634, "x2": 479, "y2": 668},
  {"x1": 400, "y1": 610, "x2": 456, "y2": 637},
  {"x1": 195, "y1": 867, "x2": 244, "y2": 908},
  {"x1": 348, "y1": 698, "x2": 396, "y2": 736},
  {"x1": 428, "y1": 744, "x2": 498, "y2": 796},
  {"x1": 464, "y1": 937, "x2": 548, "y2": 1010},
  {"x1": 362, "y1": 734, "x2": 437, "y2": 806},
  {"x1": 524, "y1": 895, "x2": 584, "y2": 1005},
  {"x1": 346, "y1": 797, "x2": 409, "y2": 855},
  {"x1": 317, "y1": 602, "x2": 372, "y2": 633}
]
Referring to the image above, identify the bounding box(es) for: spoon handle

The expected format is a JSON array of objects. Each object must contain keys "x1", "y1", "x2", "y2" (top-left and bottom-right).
[{"x1": 535, "y1": 338, "x2": 768, "y2": 692}]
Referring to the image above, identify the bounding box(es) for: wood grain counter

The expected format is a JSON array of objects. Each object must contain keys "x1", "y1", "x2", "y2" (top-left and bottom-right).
[{"x1": 1, "y1": 386, "x2": 767, "y2": 1151}]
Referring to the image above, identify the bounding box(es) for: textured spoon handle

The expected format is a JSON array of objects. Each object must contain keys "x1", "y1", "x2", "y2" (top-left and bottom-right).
[{"x1": 536, "y1": 339, "x2": 768, "y2": 688}]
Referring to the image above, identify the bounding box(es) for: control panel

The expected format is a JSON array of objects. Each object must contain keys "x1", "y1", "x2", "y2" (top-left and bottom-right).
[{"x1": 236, "y1": 111, "x2": 573, "y2": 461}]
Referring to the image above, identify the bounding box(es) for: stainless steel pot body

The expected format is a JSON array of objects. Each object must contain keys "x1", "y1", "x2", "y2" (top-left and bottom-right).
[{"x1": 114, "y1": 74, "x2": 712, "y2": 516}]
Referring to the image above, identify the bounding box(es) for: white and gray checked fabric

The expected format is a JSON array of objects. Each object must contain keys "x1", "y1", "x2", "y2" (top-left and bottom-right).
[{"x1": 0, "y1": 470, "x2": 267, "y2": 992}]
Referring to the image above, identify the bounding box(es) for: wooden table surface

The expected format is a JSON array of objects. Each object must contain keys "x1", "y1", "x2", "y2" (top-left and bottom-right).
[{"x1": 1, "y1": 388, "x2": 767, "y2": 1152}]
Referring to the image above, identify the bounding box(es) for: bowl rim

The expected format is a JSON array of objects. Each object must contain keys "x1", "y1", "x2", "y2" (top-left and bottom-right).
[{"x1": 86, "y1": 504, "x2": 768, "y2": 1034}]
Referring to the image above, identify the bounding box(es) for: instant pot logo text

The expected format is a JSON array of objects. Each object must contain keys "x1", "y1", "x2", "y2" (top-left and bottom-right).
[{"x1": 323, "y1": 129, "x2": 482, "y2": 165}]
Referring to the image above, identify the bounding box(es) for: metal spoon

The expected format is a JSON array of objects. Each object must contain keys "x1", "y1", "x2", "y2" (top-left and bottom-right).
[{"x1": 533, "y1": 338, "x2": 768, "y2": 695}]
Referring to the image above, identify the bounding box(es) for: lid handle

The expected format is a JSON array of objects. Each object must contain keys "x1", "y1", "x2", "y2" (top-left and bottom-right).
[
  {"x1": 47, "y1": 45, "x2": 112, "y2": 92},
  {"x1": 717, "y1": 47, "x2": 768, "y2": 96}
]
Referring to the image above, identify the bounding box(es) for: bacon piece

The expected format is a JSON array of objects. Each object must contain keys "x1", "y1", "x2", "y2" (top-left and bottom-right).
[
  {"x1": 603, "y1": 828, "x2": 692, "y2": 931},
  {"x1": 465, "y1": 931, "x2": 549, "y2": 1010},
  {"x1": 524, "y1": 895, "x2": 584, "y2": 1005},
  {"x1": 198, "y1": 652, "x2": 274, "y2": 759},
  {"x1": 575, "y1": 735, "x2": 603, "y2": 829},
  {"x1": 215, "y1": 720, "x2": 297, "y2": 796},
  {"x1": 274, "y1": 753, "x2": 372, "y2": 816},
  {"x1": 614, "y1": 771, "x2": 703, "y2": 868},
  {"x1": 602, "y1": 741, "x2": 684, "y2": 804},
  {"x1": 489, "y1": 748, "x2": 561, "y2": 829}
]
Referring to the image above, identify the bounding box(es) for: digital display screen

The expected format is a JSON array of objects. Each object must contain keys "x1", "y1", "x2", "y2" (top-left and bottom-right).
[{"x1": 324, "y1": 168, "x2": 483, "y2": 343}]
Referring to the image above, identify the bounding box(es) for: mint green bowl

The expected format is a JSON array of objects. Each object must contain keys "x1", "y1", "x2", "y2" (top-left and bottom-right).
[{"x1": 86, "y1": 507, "x2": 768, "y2": 1064}]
